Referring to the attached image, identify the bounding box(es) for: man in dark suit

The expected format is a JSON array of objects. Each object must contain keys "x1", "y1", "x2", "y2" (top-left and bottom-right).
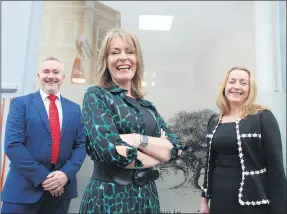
[{"x1": 1, "y1": 56, "x2": 86, "y2": 213}]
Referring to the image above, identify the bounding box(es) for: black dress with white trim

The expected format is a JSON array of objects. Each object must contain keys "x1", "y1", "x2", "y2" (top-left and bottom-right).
[
  {"x1": 209, "y1": 123, "x2": 270, "y2": 214},
  {"x1": 201, "y1": 110, "x2": 286, "y2": 214}
]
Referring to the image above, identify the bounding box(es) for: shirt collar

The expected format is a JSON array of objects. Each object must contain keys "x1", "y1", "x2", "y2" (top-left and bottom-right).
[
  {"x1": 106, "y1": 82, "x2": 154, "y2": 108},
  {"x1": 39, "y1": 89, "x2": 61, "y2": 101},
  {"x1": 107, "y1": 82, "x2": 127, "y2": 94}
]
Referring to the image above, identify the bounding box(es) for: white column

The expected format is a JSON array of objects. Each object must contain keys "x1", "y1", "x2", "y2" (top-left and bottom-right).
[
  {"x1": 253, "y1": 1, "x2": 276, "y2": 93},
  {"x1": 277, "y1": 1, "x2": 286, "y2": 93},
  {"x1": 254, "y1": 1, "x2": 286, "y2": 173}
]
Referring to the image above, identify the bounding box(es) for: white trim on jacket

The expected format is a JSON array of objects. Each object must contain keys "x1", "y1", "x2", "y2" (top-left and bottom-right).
[{"x1": 202, "y1": 116, "x2": 270, "y2": 206}]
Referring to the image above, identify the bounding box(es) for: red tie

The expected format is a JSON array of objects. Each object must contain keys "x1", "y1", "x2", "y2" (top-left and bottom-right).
[{"x1": 48, "y1": 94, "x2": 60, "y2": 164}]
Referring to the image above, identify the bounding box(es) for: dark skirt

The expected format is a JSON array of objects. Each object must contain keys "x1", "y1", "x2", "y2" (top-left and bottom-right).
[
  {"x1": 210, "y1": 166, "x2": 270, "y2": 214},
  {"x1": 79, "y1": 178, "x2": 160, "y2": 214}
]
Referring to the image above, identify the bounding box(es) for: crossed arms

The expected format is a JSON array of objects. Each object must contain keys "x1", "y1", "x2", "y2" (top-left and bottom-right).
[{"x1": 82, "y1": 88, "x2": 185, "y2": 169}]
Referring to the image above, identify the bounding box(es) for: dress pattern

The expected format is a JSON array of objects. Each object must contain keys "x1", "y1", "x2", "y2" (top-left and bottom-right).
[{"x1": 79, "y1": 84, "x2": 184, "y2": 214}]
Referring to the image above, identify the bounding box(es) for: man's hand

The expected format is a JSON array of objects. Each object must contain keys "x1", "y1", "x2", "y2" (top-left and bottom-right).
[
  {"x1": 42, "y1": 171, "x2": 68, "y2": 194},
  {"x1": 50, "y1": 186, "x2": 64, "y2": 197}
]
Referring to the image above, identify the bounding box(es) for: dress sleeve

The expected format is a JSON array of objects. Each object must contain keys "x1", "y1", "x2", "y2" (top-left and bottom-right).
[
  {"x1": 201, "y1": 114, "x2": 217, "y2": 198},
  {"x1": 157, "y1": 113, "x2": 186, "y2": 161},
  {"x1": 260, "y1": 110, "x2": 286, "y2": 214},
  {"x1": 82, "y1": 87, "x2": 143, "y2": 168}
]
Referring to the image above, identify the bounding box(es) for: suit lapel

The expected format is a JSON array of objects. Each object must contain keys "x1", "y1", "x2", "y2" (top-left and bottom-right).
[
  {"x1": 31, "y1": 91, "x2": 51, "y2": 134},
  {"x1": 60, "y1": 96, "x2": 70, "y2": 138}
]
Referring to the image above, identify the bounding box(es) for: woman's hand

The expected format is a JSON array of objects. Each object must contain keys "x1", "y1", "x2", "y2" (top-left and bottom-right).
[
  {"x1": 120, "y1": 133, "x2": 140, "y2": 148},
  {"x1": 200, "y1": 204, "x2": 209, "y2": 214},
  {"x1": 160, "y1": 129, "x2": 167, "y2": 139},
  {"x1": 121, "y1": 129, "x2": 167, "y2": 147},
  {"x1": 120, "y1": 129, "x2": 168, "y2": 147},
  {"x1": 120, "y1": 129, "x2": 180, "y2": 162},
  {"x1": 200, "y1": 198, "x2": 210, "y2": 214}
]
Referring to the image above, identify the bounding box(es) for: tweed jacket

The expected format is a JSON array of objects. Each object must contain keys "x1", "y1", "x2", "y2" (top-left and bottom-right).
[{"x1": 201, "y1": 110, "x2": 286, "y2": 214}]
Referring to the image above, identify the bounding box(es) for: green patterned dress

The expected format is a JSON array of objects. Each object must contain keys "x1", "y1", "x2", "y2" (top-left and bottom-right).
[{"x1": 79, "y1": 84, "x2": 184, "y2": 214}]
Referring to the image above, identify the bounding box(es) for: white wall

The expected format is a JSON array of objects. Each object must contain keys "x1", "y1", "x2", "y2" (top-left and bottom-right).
[
  {"x1": 193, "y1": 3, "x2": 256, "y2": 112},
  {"x1": 279, "y1": 1, "x2": 286, "y2": 92},
  {"x1": 276, "y1": 0, "x2": 286, "y2": 170}
]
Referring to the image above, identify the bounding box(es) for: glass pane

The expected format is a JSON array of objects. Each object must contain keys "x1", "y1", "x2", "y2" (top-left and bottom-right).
[
  {"x1": 34, "y1": 1, "x2": 286, "y2": 213},
  {"x1": 36, "y1": 0, "x2": 121, "y2": 88}
]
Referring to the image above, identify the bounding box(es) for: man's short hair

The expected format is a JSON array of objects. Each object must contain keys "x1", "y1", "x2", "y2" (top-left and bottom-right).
[
  {"x1": 41, "y1": 56, "x2": 61, "y2": 64},
  {"x1": 39, "y1": 56, "x2": 65, "y2": 72}
]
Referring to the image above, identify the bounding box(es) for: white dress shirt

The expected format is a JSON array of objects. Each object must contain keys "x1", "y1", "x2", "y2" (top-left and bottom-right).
[{"x1": 39, "y1": 89, "x2": 63, "y2": 130}]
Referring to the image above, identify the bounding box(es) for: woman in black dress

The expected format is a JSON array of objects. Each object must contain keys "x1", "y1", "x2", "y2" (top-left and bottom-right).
[{"x1": 200, "y1": 66, "x2": 286, "y2": 214}]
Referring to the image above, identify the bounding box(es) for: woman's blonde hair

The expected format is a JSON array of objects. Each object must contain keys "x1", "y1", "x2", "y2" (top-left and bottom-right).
[
  {"x1": 216, "y1": 66, "x2": 267, "y2": 118},
  {"x1": 94, "y1": 28, "x2": 145, "y2": 98}
]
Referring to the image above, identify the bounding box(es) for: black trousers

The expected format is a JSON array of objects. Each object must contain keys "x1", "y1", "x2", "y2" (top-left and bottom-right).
[{"x1": 1, "y1": 191, "x2": 71, "y2": 214}]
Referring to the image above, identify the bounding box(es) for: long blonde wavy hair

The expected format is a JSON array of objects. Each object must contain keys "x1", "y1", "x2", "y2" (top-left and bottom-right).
[
  {"x1": 94, "y1": 28, "x2": 145, "y2": 98},
  {"x1": 216, "y1": 66, "x2": 267, "y2": 118}
]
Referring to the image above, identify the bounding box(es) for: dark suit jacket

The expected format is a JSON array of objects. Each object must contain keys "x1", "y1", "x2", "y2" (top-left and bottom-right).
[
  {"x1": 201, "y1": 110, "x2": 286, "y2": 214},
  {"x1": 1, "y1": 90, "x2": 86, "y2": 203}
]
